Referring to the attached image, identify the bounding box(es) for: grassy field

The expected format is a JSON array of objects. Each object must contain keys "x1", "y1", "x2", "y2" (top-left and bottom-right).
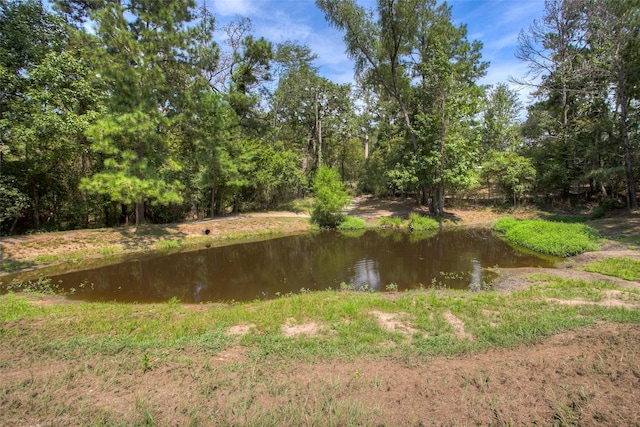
[{"x1": 2, "y1": 271, "x2": 640, "y2": 425}]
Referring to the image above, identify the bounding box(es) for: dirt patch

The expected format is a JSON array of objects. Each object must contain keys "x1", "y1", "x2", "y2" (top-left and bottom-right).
[
  {"x1": 227, "y1": 323, "x2": 255, "y2": 336},
  {"x1": 442, "y1": 310, "x2": 474, "y2": 340},
  {"x1": 547, "y1": 289, "x2": 640, "y2": 310},
  {"x1": 2, "y1": 323, "x2": 639, "y2": 426},
  {"x1": 281, "y1": 318, "x2": 321, "y2": 337},
  {"x1": 369, "y1": 310, "x2": 425, "y2": 339}
]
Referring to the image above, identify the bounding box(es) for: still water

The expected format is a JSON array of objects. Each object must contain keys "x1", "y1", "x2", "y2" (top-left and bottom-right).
[{"x1": 16, "y1": 228, "x2": 555, "y2": 303}]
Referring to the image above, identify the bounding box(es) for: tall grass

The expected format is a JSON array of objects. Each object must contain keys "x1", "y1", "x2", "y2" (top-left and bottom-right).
[
  {"x1": 337, "y1": 216, "x2": 367, "y2": 230},
  {"x1": 493, "y1": 217, "x2": 600, "y2": 257},
  {"x1": 408, "y1": 213, "x2": 439, "y2": 231}
]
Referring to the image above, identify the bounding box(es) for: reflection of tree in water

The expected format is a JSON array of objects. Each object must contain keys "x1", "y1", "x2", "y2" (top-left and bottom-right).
[{"x1": 350, "y1": 259, "x2": 381, "y2": 290}]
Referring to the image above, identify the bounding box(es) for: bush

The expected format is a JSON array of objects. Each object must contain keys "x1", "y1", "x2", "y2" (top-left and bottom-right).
[
  {"x1": 493, "y1": 217, "x2": 599, "y2": 257},
  {"x1": 408, "y1": 213, "x2": 439, "y2": 231},
  {"x1": 337, "y1": 216, "x2": 367, "y2": 230},
  {"x1": 311, "y1": 166, "x2": 350, "y2": 227}
]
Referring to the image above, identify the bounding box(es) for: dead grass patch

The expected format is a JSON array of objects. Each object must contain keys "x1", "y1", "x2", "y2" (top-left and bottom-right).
[
  {"x1": 369, "y1": 310, "x2": 425, "y2": 340},
  {"x1": 443, "y1": 310, "x2": 474, "y2": 340},
  {"x1": 281, "y1": 318, "x2": 321, "y2": 337}
]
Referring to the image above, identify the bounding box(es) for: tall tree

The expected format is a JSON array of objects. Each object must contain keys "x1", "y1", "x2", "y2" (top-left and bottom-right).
[
  {"x1": 584, "y1": 0, "x2": 639, "y2": 209},
  {"x1": 413, "y1": 2, "x2": 487, "y2": 215},
  {"x1": 317, "y1": 0, "x2": 486, "y2": 215},
  {"x1": 517, "y1": 0, "x2": 639, "y2": 209},
  {"x1": 80, "y1": 0, "x2": 200, "y2": 226}
]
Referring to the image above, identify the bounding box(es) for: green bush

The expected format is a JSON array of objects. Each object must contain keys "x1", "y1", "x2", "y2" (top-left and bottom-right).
[
  {"x1": 337, "y1": 216, "x2": 367, "y2": 230},
  {"x1": 311, "y1": 166, "x2": 350, "y2": 227},
  {"x1": 493, "y1": 217, "x2": 599, "y2": 257},
  {"x1": 408, "y1": 213, "x2": 439, "y2": 231}
]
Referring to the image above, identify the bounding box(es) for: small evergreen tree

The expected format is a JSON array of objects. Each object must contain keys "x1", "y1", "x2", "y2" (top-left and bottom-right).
[{"x1": 311, "y1": 166, "x2": 350, "y2": 227}]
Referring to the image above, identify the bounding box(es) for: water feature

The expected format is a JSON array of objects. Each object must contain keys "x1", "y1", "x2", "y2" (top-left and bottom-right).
[{"x1": 2, "y1": 228, "x2": 556, "y2": 303}]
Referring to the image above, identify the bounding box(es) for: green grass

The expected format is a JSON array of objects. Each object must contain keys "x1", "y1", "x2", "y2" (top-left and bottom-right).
[
  {"x1": 337, "y1": 215, "x2": 367, "y2": 230},
  {"x1": 2, "y1": 276, "x2": 639, "y2": 425},
  {"x1": 408, "y1": 213, "x2": 439, "y2": 231},
  {"x1": 378, "y1": 216, "x2": 404, "y2": 228},
  {"x1": 3, "y1": 276, "x2": 638, "y2": 361},
  {"x1": 582, "y1": 257, "x2": 640, "y2": 281},
  {"x1": 493, "y1": 217, "x2": 600, "y2": 257},
  {"x1": 376, "y1": 214, "x2": 439, "y2": 232},
  {"x1": 153, "y1": 239, "x2": 181, "y2": 249}
]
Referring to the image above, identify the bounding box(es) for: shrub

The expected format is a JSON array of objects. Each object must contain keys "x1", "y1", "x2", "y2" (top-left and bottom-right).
[
  {"x1": 408, "y1": 213, "x2": 439, "y2": 231},
  {"x1": 493, "y1": 217, "x2": 599, "y2": 257},
  {"x1": 311, "y1": 166, "x2": 350, "y2": 227}
]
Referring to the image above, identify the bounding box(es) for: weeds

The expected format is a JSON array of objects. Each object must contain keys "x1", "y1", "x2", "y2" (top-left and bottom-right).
[
  {"x1": 378, "y1": 216, "x2": 404, "y2": 228},
  {"x1": 493, "y1": 217, "x2": 600, "y2": 256},
  {"x1": 154, "y1": 239, "x2": 181, "y2": 249},
  {"x1": 337, "y1": 216, "x2": 367, "y2": 230},
  {"x1": 408, "y1": 213, "x2": 439, "y2": 231}
]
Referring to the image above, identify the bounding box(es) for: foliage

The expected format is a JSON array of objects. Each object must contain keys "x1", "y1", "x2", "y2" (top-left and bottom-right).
[
  {"x1": 517, "y1": 0, "x2": 640, "y2": 209},
  {"x1": 588, "y1": 198, "x2": 626, "y2": 220},
  {"x1": 1, "y1": 0, "x2": 637, "y2": 234},
  {"x1": 481, "y1": 151, "x2": 536, "y2": 204},
  {"x1": 493, "y1": 217, "x2": 600, "y2": 257},
  {"x1": 0, "y1": 176, "x2": 29, "y2": 232},
  {"x1": 311, "y1": 166, "x2": 350, "y2": 227},
  {"x1": 582, "y1": 257, "x2": 640, "y2": 281}
]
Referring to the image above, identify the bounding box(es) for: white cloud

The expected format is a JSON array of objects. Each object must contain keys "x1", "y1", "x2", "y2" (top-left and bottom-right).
[{"x1": 212, "y1": 0, "x2": 256, "y2": 17}]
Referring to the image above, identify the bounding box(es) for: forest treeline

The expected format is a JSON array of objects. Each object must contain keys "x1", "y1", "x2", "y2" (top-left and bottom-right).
[{"x1": 0, "y1": 0, "x2": 638, "y2": 233}]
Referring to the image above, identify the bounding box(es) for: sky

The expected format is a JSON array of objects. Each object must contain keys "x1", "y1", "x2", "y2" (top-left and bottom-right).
[{"x1": 208, "y1": 0, "x2": 546, "y2": 104}]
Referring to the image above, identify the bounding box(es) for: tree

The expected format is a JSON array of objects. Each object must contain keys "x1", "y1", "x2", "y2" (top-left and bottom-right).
[
  {"x1": 516, "y1": 0, "x2": 639, "y2": 209},
  {"x1": 270, "y1": 42, "x2": 354, "y2": 185},
  {"x1": 481, "y1": 151, "x2": 536, "y2": 205},
  {"x1": 584, "y1": 0, "x2": 639, "y2": 210},
  {"x1": 0, "y1": 0, "x2": 103, "y2": 231},
  {"x1": 317, "y1": 0, "x2": 486, "y2": 215},
  {"x1": 311, "y1": 166, "x2": 350, "y2": 227},
  {"x1": 481, "y1": 83, "x2": 523, "y2": 156},
  {"x1": 80, "y1": 0, "x2": 200, "y2": 226},
  {"x1": 413, "y1": 2, "x2": 487, "y2": 215}
]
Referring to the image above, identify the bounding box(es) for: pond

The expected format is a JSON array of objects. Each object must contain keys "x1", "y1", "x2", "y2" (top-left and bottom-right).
[{"x1": 1, "y1": 228, "x2": 556, "y2": 303}]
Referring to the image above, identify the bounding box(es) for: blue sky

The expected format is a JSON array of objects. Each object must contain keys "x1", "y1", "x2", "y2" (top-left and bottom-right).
[{"x1": 209, "y1": 0, "x2": 546, "y2": 103}]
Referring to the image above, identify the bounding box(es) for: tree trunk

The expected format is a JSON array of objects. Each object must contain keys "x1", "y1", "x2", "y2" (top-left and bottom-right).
[
  {"x1": 617, "y1": 62, "x2": 638, "y2": 210},
  {"x1": 32, "y1": 184, "x2": 40, "y2": 229},
  {"x1": 135, "y1": 200, "x2": 144, "y2": 227}
]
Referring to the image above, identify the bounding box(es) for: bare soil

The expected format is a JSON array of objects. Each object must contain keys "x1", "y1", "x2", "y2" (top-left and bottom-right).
[{"x1": 2, "y1": 197, "x2": 640, "y2": 426}]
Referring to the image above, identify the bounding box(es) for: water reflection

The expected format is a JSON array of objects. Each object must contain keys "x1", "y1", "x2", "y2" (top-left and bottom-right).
[
  {"x1": 350, "y1": 259, "x2": 381, "y2": 290},
  {"x1": 6, "y1": 229, "x2": 555, "y2": 303}
]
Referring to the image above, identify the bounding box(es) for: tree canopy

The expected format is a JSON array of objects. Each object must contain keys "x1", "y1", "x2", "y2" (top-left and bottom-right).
[{"x1": 0, "y1": 0, "x2": 637, "y2": 234}]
